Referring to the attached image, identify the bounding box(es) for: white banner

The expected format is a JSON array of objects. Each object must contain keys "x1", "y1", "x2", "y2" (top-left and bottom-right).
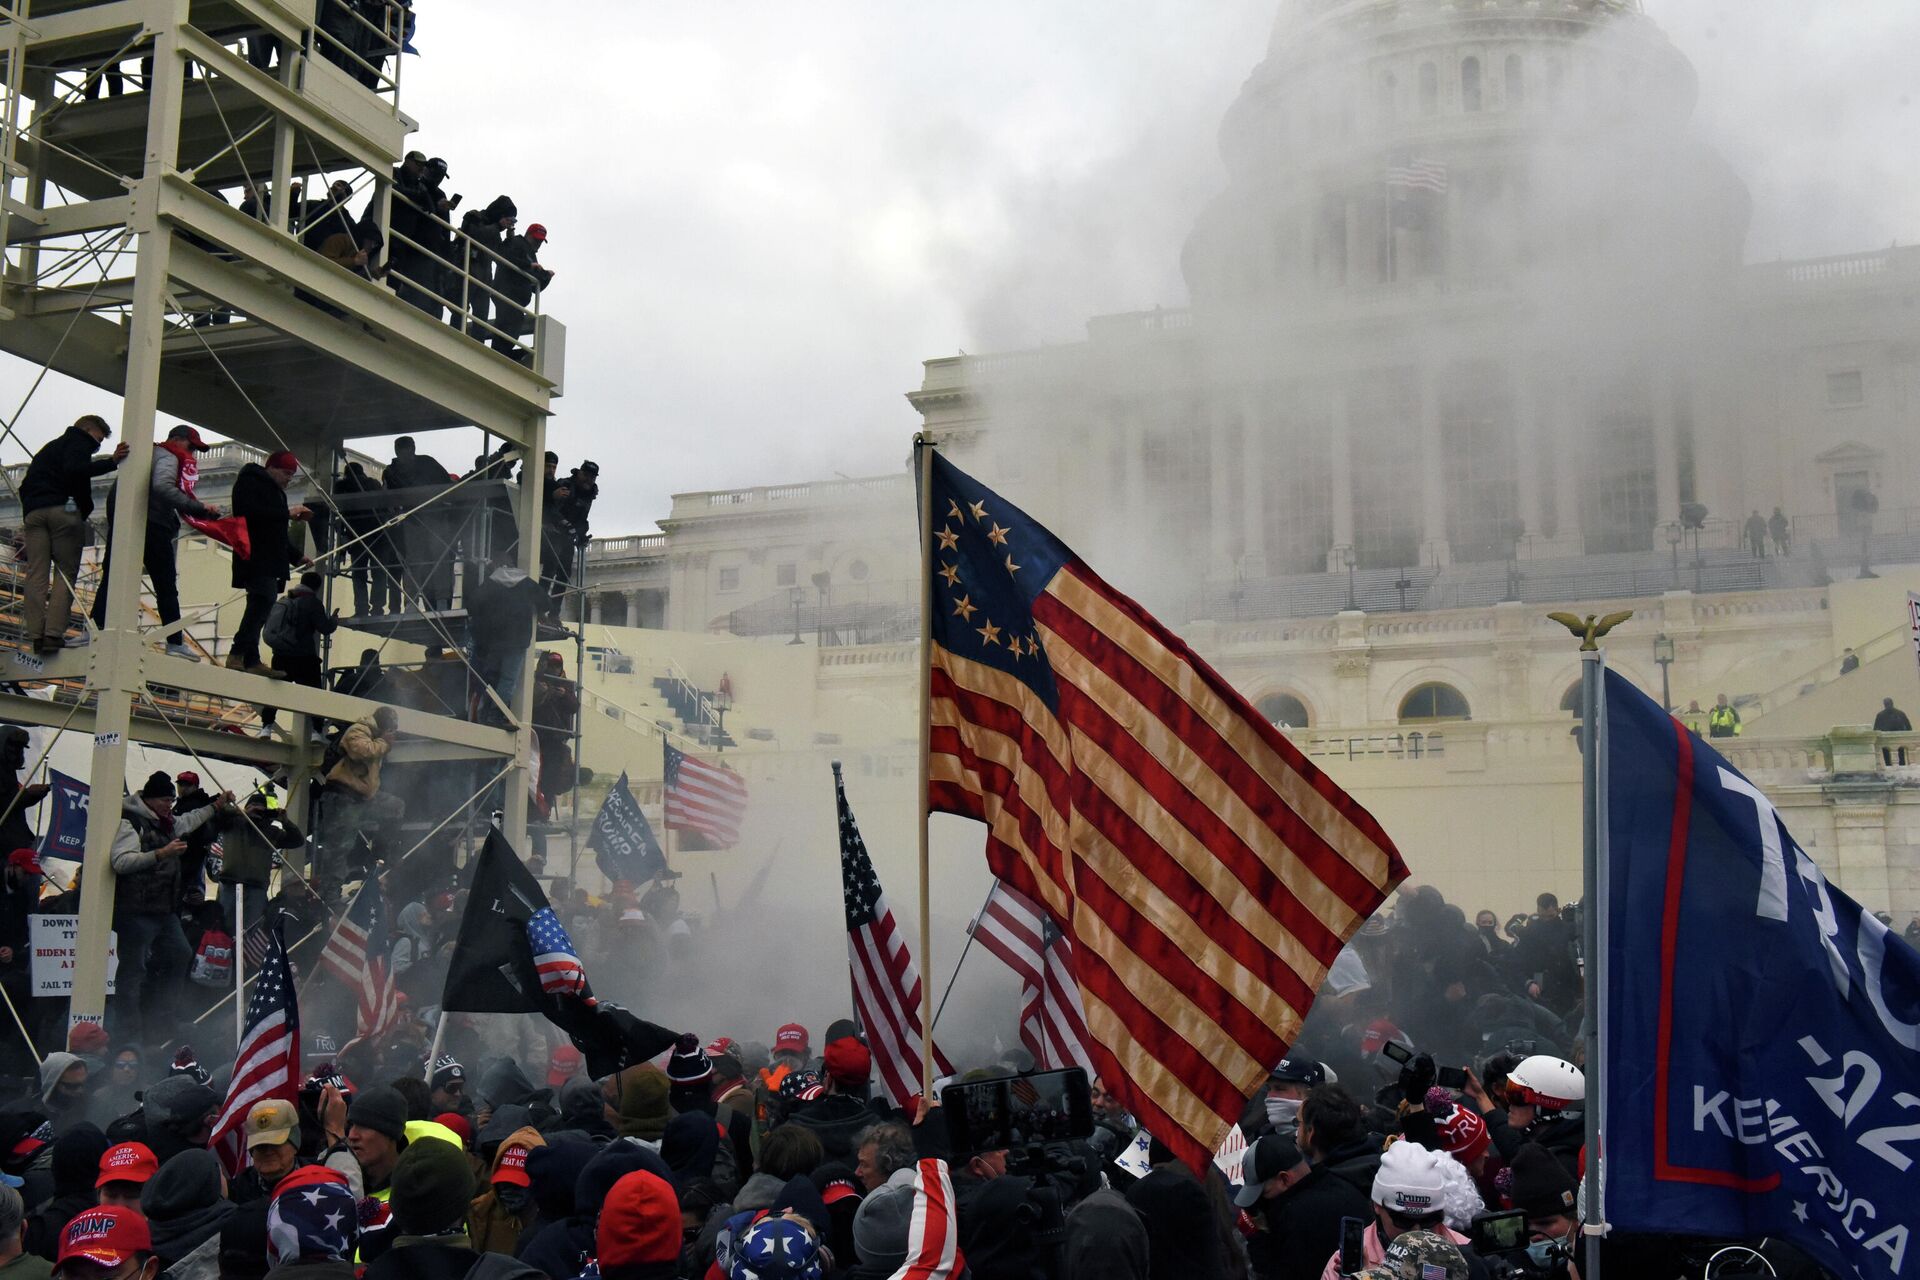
[{"x1": 30, "y1": 916, "x2": 118, "y2": 995}]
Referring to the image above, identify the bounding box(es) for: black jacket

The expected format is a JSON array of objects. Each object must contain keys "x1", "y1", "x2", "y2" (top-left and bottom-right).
[
  {"x1": 20, "y1": 426, "x2": 115, "y2": 517},
  {"x1": 495, "y1": 234, "x2": 552, "y2": 308},
  {"x1": 230, "y1": 463, "x2": 300, "y2": 590},
  {"x1": 786, "y1": 1094, "x2": 879, "y2": 1164},
  {"x1": 271, "y1": 583, "x2": 338, "y2": 660},
  {"x1": 1875, "y1": 707, "x2": 1913, "y2": 732},
  {"x1": 384, "y1": 453, "x2": 453, "y2": 492},
  {"x1": 1248, "y1": 1165, "x2": 1371, "y2": 1280},
  {"x1": 467, "y1": 573, "x2": 543, "y2": 652}
]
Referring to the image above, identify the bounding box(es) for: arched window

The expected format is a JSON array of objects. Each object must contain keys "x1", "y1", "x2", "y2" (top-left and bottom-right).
[
  {"x1": 1399, "y1": 683, "x2": 1471, "y2": 724},
  {"x1": 1257, "y1": 693, "x2": 1311, "y2": 729},
  {"x1": 1461, "y1": 57, "x2": 1483, "y2": 112},
  {"x1": 1378, "y1": 73, "x2": 1398, "y2": 123},
  {"x1": 1560, "y1": 682, "x2": 1582, "y2": 716},
  {"x1": 1419, "y1": 63, "x2": 1439, "y2": 115},
  {"x1": 1505, "y1": 54, "x2": 1525, "y2": 108}
]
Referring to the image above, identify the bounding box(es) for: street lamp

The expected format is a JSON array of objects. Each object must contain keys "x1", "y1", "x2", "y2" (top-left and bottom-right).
[
  {"x1": 1654, "y1": 632, "x2": 1675, "y2": 712},
  {"x1": 1664, "y1": 521, "x2": 1683, "y2": 591},
  {"x1": 1340, "y1": 545, "x2": 1358, "y2": 611},
  {"x1": 788, "y1": 588, "x2": 804, "y2": 645},
  {"x1": 712, "y1": 678, "x2": 733, "y2": 751},
  {"x1": 812, "y1": 570, "x2": 832, "y2": 645}
]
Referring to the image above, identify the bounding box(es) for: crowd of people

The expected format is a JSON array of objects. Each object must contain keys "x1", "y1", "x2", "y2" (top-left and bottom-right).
[{"x1": 0, "y1": 878, "x2": 1856, "y2": 1279}]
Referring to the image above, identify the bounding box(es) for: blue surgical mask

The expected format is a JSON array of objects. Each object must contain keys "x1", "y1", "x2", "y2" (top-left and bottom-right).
[{"x1": 1525, "y1": 1230, "x2": 1572, "y2": 1271}]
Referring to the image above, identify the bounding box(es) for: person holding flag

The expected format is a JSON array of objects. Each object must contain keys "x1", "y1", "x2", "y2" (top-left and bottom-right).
[{"x1": 208, "y1": 920, "x2": 300, "y2": 1178}]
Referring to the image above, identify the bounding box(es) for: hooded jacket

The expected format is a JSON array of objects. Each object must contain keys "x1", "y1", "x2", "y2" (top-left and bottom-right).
[
  {"x1": 326, "y1": 713, "x2": 391, "y2": 799},
  {"x1": 468, "y1": 1124, "x2": 546, "y2": 1255},
  {"x1": 1126, "y1": 1165, "x2": 1226, "y2": 1280},
  {"x1": 468, "y1": 566, "x2": 544, "y2": 652},
  {"x1": 37, "y1": 1053, "x2": 81, "y2": 1111},
  {"x1": 230, "y1": 462, "x2": 301, "y2": 590},
  {"x1": 270, "y1": 580, "x2": 337, "y2": 660},
  {"x1": 142, "y1": 1149, "x2": 237, "y2": 1264},
  {"x1": 786, "y1": 1092, "x2": 877, "y2": 1163},
  {"x1": 109, "y1": 795, "x2": 221, "y2": 916},
  {"x1": 1064, "y1": 1187, "x2": 1149, "y2": 1280},
  {"x1": 614, "y1": 1068, "x2": 669, "y2": 1144},
  {"x1": 477, "y1": 1057, "x2": 550, "y2": 1114}
]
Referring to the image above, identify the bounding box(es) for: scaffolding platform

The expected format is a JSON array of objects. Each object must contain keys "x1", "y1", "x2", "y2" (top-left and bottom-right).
[{"x1": 0, "y1": 0, "x2": 572, "y2": 1027}]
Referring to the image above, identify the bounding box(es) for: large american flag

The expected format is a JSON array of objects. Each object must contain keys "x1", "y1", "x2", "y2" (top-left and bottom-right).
[
  {"x1": 969, "y1": 881, "x2": 1094, "y2": 1074},
  {"x1": 318, "y1": 881, "x2": 399, "y2": 1038},
  {"x1": 209, "y1": 922, "x2": 300, "y2": 1177},
  {"x1": 663, "y1": 741, "x2": 749, "y2": 847},
  {"x1": 527, "y1": 907, "x2": 588, "y2": 996},
  {"x1": 922, "y1": 451, "x2": 1407, "y2": 1171},
  {"x1": 835, "y1": 763, "x2": 953, "y2": 1106}
]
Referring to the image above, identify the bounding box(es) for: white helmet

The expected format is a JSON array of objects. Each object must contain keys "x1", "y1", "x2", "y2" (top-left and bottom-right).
[{"x1": 1506, "y1": 1055, "x2": 1585, "y2": 1111}]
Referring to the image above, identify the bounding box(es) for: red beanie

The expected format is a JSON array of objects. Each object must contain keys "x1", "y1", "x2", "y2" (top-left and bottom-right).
[
  {"x1": 1427, "y1": 1089, "x2": 1491, "y2": 1165},
  {"x1": 822, "y1": 1036, "x2": 872, "y2": 1088},
  {"x1": 433, "y1": 1112, "x2": 473, "y2": 1150},
  {"x1": 597, "y1": 1170, "x2": 681, "y2": 1268},
  {"x1": 265, "y1": 450, "x2": 299, "y2": 473}
]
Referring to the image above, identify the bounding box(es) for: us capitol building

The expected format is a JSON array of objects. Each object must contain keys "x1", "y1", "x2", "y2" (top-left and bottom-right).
[{"x1": 577, "y1": 0, "x2": 1920, "y2": 918}]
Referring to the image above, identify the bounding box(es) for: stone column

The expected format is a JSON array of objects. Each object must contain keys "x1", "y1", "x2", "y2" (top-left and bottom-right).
[
  {"x1": 1512, "y1": 368, "x2": 1543, "y2": 539},
  {"x1": 626, "y1": 590, "x2": 644, "y2": 629},
  {"x1": 1209, "y1": 398, "x2": 1236, "y2": 571},
  {"x1": 1654, "y1": 368, "x2": 1681, "y2": 529},
  {"x1": 588, "y1": 594, "x2": 604, "y2": 625},
  {"x1": 1328, "y1": 382, "x2": 1355, "y2": 570},
  {"x1": 1418, "y1": 366, "x2": 1450, "y2": 566},
  {"x1": 1241, "y1": 393, "x2": 1269, "y2": 577}
]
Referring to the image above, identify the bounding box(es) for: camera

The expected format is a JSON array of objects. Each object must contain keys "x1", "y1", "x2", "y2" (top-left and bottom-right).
[
  {"x1": 1470, "y1": 1210, "x2": 1570, "y2": 1278},
  {"x1": 942, "y1": 1067, "x2": 1094, "y2": 1158}
]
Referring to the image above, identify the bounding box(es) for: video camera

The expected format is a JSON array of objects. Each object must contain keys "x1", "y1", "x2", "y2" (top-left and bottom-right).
[
  {"x1": 942, "y1": 1066, "x2": 1095, "y2": 1178},
  {"x1": 1470, "y1": 1210, "x2": 1572, "y2": 1279}
]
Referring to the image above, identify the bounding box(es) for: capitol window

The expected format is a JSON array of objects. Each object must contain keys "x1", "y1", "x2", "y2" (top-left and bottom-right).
[
  {"x1": 1258, "y1": 692, "x2": 1311, "y2": 729},
  {"x1": 1399, "y1": 683, "x2": 1471, "y2": 724},
  {"x1": 717, "y1": 567, "x2": 740, "y2": 593},
  {"x1": 1826, "y1": 370, "x2": 1865, "y2": 408},
  {"x1": 1462, "y1": 57, "x2": 1483, "y2": 113}
]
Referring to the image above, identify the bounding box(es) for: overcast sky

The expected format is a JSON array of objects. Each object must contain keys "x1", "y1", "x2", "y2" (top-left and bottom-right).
[{"x1": 1, "y1": 0, "x2": 1913, "y2": 535}]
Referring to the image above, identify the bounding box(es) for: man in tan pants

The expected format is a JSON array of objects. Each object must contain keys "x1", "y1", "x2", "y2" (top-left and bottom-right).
[{"x1": 19, "y1": 414, "x2": 127, "y2": 653}]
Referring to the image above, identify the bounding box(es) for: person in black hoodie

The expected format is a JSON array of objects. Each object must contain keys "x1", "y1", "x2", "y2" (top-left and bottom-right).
[
  {"x1": 18, "y1": 414, "x2": 127, "y2": 653},
  {"x1": 467, "y1": 566, "x2": 543, "y2": 717},
  {"x1": 789, "y1": 1037, "x2": 880, "y2": 1163},
  {"x1": 141, "y1": 1148, "x2": 235, "y2": 1267},
  {"x1": 456, "y1": 195, "x2": 517, "y2": 338},
  {"x1": 228, "y1": 451, "x2": 312, "y2": 676},
  {"x1": 489, "y1": 222, "x2": 552, "y2": 360},
  {"x1": 1125, "y1": 1163, "x2": 1227, "y2": 1280},
  {"x1": 1237, "y1": 1133, "x2": 1370, "y2": 1280},
  {"x1": 24, "y1": 1122, "x2": 107, "y2": 1260},
  {"x1": 259, "y1": 572, "x2": 339, "y2": 740},
  {"x1": 382, "y1": 437, "x2": 455, "y2": 611}
]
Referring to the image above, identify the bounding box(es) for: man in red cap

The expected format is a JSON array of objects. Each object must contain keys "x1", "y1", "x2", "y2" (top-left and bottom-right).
[
  {"x1": 490, "y1": 221, "x2": 553, "y2": 361},
  {"x1": 546, "y1": 1045, "x2": 583, "y2": 1091},
  {"x1": 226, "y1": 449, "x2": 313, "y2": 677},
  {"x1": 54, "y1": 1205, "x2": 155, "y2": 1279},
  {"x1": 95, "y1": 1143, "x2": 159, "y2": 1209},
  {"x1": 89, "y1": 424, "x2": 221, "y2": 661}
]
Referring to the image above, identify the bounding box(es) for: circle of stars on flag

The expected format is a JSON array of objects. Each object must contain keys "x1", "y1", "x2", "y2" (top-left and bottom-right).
[{"x1": 936, "y1": 497, "x2": 1044, "y2": 660}]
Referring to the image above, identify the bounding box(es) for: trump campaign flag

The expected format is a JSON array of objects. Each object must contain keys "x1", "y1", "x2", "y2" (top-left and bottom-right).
[
  {"x1": 36, "y1": 771, "x2": 89, "y2": 860},
  {"x1": 588, "y1": 772, "x2": 668, "y2": 885},
  {"x1": 1603, "y1": 668, "x2": 1920, "y2": 1280}
]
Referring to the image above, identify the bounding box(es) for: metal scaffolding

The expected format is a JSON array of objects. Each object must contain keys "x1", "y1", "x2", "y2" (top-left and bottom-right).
[{"x1": 0, "y1": 0, "x2": 566, "y2": 1029}]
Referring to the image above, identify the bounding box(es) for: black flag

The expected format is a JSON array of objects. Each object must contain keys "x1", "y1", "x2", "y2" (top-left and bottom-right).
[
  {"x1": 442, "y1": 830, "x2": 678, "y2": 1075},
  {"x1": 442, "y1": 829, "x2": 590, "y2": 1013},
  {"x1": 588, "y1": 772, "x2": 668, "y2": 885}
]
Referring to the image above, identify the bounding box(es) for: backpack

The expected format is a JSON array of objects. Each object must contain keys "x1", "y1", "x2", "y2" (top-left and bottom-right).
[{"x1": 262, "y1": 595, "x2": 300, "y2": 655}]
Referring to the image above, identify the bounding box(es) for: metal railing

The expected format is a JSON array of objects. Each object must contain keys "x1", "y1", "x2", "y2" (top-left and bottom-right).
[
  {"x1": 310, "y1": 0, "x2": 407, "y2": 102},
  {"x1": 383, "y1": 187, "x2": 546, "y2": 360}
]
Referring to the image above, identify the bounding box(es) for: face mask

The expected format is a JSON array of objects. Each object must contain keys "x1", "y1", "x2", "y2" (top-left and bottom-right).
[
  {"x1": 494, "y1": 1184, "x2": 533, "y2": 1214},
  {"x1": 1265, "y1": 1096, "x2": 1301, "y2": 1130},
  {"x1": 1525, "y1": 1230, "x2": 1572, "y2": 1272}
]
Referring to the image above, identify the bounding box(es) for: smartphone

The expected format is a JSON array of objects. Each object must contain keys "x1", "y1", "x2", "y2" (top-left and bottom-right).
[
  {"x1": 941, "y1": 1067, "x2": 1093, "y2": 1157},
  {"x1": 1381, "y1": 1041, "x2": 1413, "y2": 1065},
  {"x1": 1470, "y1": 1209, "x2": 1529, "y2": 1255},
  {"x1": 1339, "y1": 1216, "x2": 1366, "y2": 1274},
  {"x1": 1437, "y1": 1065, "x2": 1470, "y2": 1090}
]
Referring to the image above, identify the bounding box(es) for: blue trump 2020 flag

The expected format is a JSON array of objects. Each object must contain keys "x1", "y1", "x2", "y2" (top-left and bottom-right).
[
  {"x1": 36, "y1": 770, "x2": 89, "y2": 860},
  {"x1": 1604, "y1": 669, "x2": 1920, "y2": 1280}
]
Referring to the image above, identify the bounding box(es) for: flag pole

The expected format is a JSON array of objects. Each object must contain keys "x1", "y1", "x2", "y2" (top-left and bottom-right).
[
  {"x1": 423, "y1": 1012, "x2": 447, "y2": 1084},
  {"x1": 234, "y1": 890, "x2": 246, "y2": 1051},
  {"x1": 913, "y1": 433, "x2": 938, "y2": 1100},
  {"x1": 931, "y1": 882, "x2": 996, "y2": 1033},
  {"x1": 1567, "y1": 611, "x2": 1627, "y2": 1280},
  {"x1": 661, "y1": 732, "x2": 674, "y2": 873}
]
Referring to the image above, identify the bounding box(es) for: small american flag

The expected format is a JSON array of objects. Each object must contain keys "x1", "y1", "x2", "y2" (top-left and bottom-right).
[
  {"x1": 527, "y1": 907, "x2": 587, "y2": 996},
  {"x1": 969, "y1": 881, "x2": 1095, "y2": 1074},
  {"x1": 318, "y1": 882, "x2": 399, "y2": 1038},
  {"x1": 209, "y1": 922, "x2": 301, "y2": 1177},
  {"x1": 663, "y1": 741, "x2": 749, "y2": 848},
  {"x1": 242, "y1": 918, "x2": 271, "y2": 969},
  {"x1": 835, "y1": 764, "x2": 953, "y2": 1106},
  {"x1": 1385, "y1": 157, "x2": 1449, "y2": 193}
]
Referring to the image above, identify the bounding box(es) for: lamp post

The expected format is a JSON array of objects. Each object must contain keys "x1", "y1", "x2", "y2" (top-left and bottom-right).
[
  {"x1": 712, "y1": 680, "x2": 732, "y2": 751},
  {"x1": 1664, "y1": 521, "x2": 1682, "y2": 591},
  {"x1": 812, "y1": 570, "x2": 832, "y2": 645},
  {"x1": 788, "y1": 588, "x2": 804, "y2": 645},
  {"x1": 1340, "y1": 544, "x2": 1358, "y2": 611},
  {"x1": 1654, "y1": 632, "x2": 1675, "y2": 712}
]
